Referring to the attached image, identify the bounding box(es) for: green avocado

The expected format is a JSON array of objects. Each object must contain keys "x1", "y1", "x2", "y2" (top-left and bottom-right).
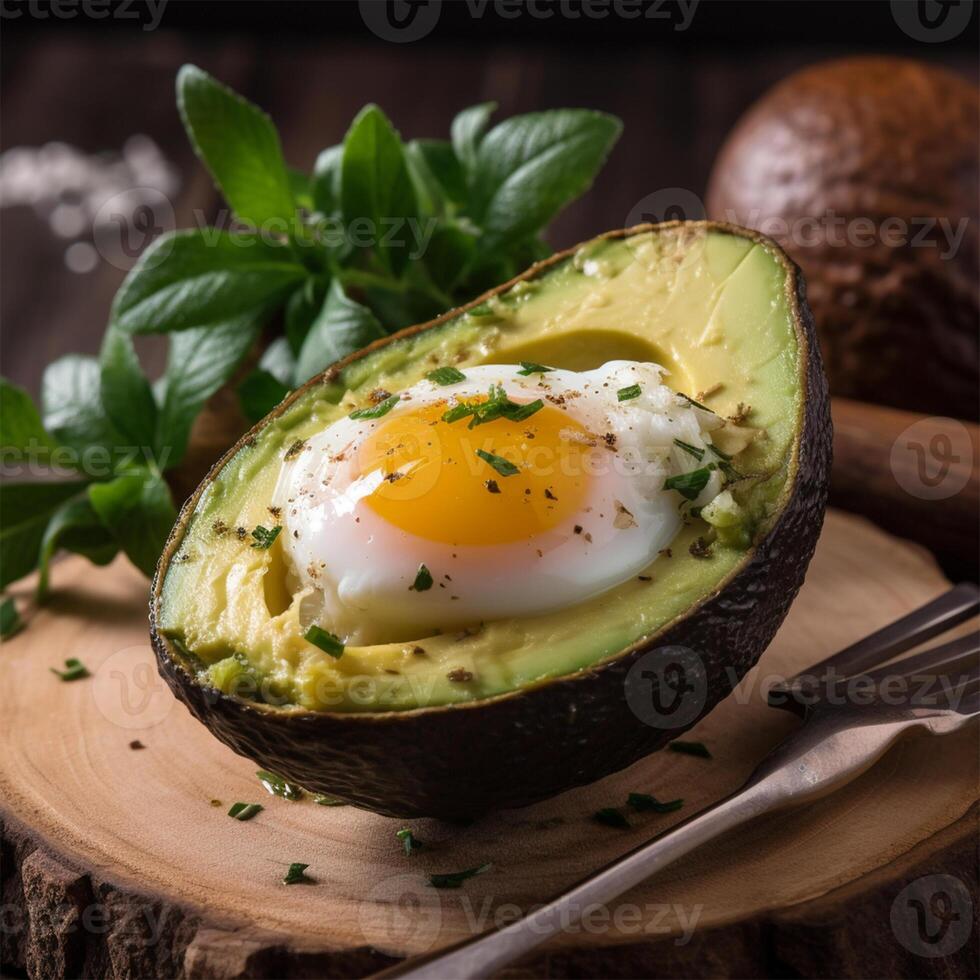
[{"x1": 151, "y1": 222, "x2": 831, "y2": 819}]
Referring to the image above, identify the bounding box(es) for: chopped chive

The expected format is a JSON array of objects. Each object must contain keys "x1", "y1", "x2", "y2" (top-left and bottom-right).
[
  {"x1": 0, "y1": 596, "x2": 23, "y2": 639},
  {"x1": 350, "y1": 394, "x2": 400, "y2": 420},
  {"x1": 396, "y1": 828, "x2": 423, "y2": 855},
  {"x1": 593, "y1": 807, "x2": 630, "y2": 829},
  {"x1": 426, "y1": 366, "x2": 467, "y2": 386},
  {"x1": 663, "y1": 467, "x2": 712, "y2": 501},
  {"x1": 502, "y1": 399, "x2": 543, "y2": 422},
  {"x1": 304, "y1": 625, "x2": 345, "y2": 659},
  {"x1": 627, "y1": 793, "x2": 684, "y2": 814},
  {"x1": 50, "y1": 658, "x2": 89, "y2": 682},
  {"x1": 668, "y1": 740, "x2": 712, "y2": 759},
  {"x1": 410, "y1": 564, "x2": 434, "y2": 592},
  {"x1": 679, "y1": 392, "x2": 714, "y2": 413},
  {"x1": 517, "y1": 361, "x2": 553, "y2": 375},
  {"x1": 673, "y1": 439, "x2": 705, "y2": 461},
  {"x1": 617, "y1": 384, "x2": 641, "y2": 402},
  {"x1": 476, "y1": 449, "x2": 519, "y2": 477},
  {"x1": 707, "y1": 442, "x2": 732, "y2": 461},
  {"x1": 250, "y1": 525, "x2": 281, "y2": 549},
  {"x1": 428, "y1": 863, "x2": 491, "y2": 889},
  {"x1": 313, "y1": 794, "x2": 347, "y2": 806},
  {"x1": 283, "y1": 862, "x2": 313, "y2": 885},
  {"x1": 256, "y1": 770, "x2": 305, "y2": 800},
  {"x1": 228, "y1": 802, "x2": 264, "y2": 821}
]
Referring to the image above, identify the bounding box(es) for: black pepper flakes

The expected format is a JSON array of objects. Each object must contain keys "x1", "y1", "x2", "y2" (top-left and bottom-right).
[{"x1": 447, "y1": 668, "x2": 473, "y2": 683}]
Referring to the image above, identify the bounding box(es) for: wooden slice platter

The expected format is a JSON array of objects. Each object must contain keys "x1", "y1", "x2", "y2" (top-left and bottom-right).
[{"x1": 1, "y1": 510, "x2": 977, "y2": 979}]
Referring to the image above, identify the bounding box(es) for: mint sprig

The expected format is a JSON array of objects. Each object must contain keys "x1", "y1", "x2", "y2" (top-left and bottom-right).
[{"x1": 1, "y1": 65, "x2": 622, "y2": 595}]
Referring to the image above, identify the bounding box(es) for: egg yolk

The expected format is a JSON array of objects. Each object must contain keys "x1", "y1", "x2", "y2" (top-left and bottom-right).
[{"x1": 355, "y1": 399, "x2": 598, "y2": 546}]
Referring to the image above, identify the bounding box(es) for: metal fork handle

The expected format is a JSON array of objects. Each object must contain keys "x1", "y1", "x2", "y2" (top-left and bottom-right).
[
  {"x1": 774, "y1": 584, "x2": 979, "y2": 697},
  {"x1": 371, "y1": 714, "x2": 934, "y2": 980}
]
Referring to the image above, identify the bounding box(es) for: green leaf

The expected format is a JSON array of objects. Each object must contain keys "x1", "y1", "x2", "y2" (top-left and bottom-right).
[
  {"x1": 99, "y1": 329, "x2": 158, "y2": 449},
  {"x1": 284, "y1": 277, "x2": 328, "y2": 355},
  {"x1": 593, "y1": 807, "x2": 630, "y2": 829},
  {"x1": 428, "y1": 864, "x2": 491, "y2": 889},
  {"x1": 311, "y1": 145, "x2": 343, "y2": 216},
  {"x1": 228, "y1": 802, "x2": 264, "y2": 821},
  {"x1": 0, "y1": 481, "x2": 90, "y2": 590},
  {"x1": 396, "y1": 828, "x2": 423, "y2": 856},
  {"x1": 177, "y1": 64, "x2": 295, "y2": 229},
  {"x1": 256, "y1": 770, "x2": 304, "y2": 800},
  {"x1": 156, "y1": 317, "x2": 261, "y2": 465},
  {"x1": 469, "y1": 109, "x2": 622, "y2": 249},
  {"x1": 238, "y1": 369, "x2": 291, "y2": 424},
  {"x1": 50, "y1": 657, "x2": 90, "y2": 682},
  {"x1": 283, "y1": 862, "x2": 313, "y2": 885},
  {"x1": 405, "y1": 139, "x2": 466, "y2": 210},
  {"x1": 288, "y1": 169, "x2": 313, "y2": 212},
  {"x1": 87, "y1": 470, "x2": 176, "y2": 578},
  {"x1": 627, "y1": 792, "x2": 684, "y2": 814},
  {"x1": 0, "y1": 379, "x2": 55, "y2": 453},
  {"x1": 349, "y1": 394, "x2": 400, "y2": 421},
  {"x1": 249, "y1": 525, "x2": 281, "y2": 550},
  {"x1": 410, "y1": 563, "x2": 433, "y2": 592},
  {"x1": 38, "y1": 492, "x2": 118, "y2": 597},
  {"x1": 0, "y1": 596, "x2": 23, "y2": 639},
  {"x1": 295, "y1": 281, "x2": 385, "y2": 384},
  {"x1": 111, "y1": 230, "x2": 305, "y2": 336},
  {"x1": 42, "y1": 355, "x2": 117, "y2": 455},
  {"x1": 341, "y1": 105, "x2": 418, "y2": 275},
  {"x1": 663, "y1": 468, "x2": 712, "y2": 501},
  {"x1": 451, "y1": 102, "x2": 496, "y2": 173},
  {"x1": 259, "y1": 337, "x2": 296, "y2": 387},
  {"x1": 423, "y1": 223, "x2": 478, "y2": 292}
]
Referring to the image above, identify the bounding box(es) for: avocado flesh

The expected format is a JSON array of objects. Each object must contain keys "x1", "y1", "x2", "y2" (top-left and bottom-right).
[{"x1": 158, "y1": 227, "x2": 801, "y2": 713}]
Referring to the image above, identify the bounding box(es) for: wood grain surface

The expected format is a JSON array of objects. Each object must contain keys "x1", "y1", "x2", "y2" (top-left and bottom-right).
[{"x1": 1, "y1": 509, "x2": 977, "y2": 978}]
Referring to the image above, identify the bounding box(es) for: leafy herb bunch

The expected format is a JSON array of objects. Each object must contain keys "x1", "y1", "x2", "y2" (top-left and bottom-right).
[{"x1": 0, "y1": 64, "x2": 621, "y2": 598}]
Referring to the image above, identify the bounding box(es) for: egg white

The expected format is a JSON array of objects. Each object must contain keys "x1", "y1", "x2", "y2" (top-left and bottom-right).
[{"x1": 274, "y1": 362, "x2": 725, "y2": 644}]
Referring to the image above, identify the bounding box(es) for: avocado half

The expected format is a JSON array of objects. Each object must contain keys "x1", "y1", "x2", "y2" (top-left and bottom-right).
[{"x1": 151, "y1": 222, "x2": 831, "y2": 819}]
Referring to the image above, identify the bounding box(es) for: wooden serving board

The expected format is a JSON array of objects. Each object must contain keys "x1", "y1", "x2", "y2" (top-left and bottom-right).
[{"x1": 1, "y1": 510, "x2": 977, "y2": 979}]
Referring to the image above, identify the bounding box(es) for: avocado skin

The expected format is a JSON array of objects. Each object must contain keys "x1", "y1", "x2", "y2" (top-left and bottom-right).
[{"x1": 150, "y1": 222, "x2": 831, "y2": 820}]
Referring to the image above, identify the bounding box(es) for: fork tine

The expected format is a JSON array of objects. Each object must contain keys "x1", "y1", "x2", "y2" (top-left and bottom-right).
[
  {"x1": 865, "y1": 633, "x2": 980, "y2": 683},
  {"x1": 786, "y1": 583, "x2": 979, "y2": 685}
]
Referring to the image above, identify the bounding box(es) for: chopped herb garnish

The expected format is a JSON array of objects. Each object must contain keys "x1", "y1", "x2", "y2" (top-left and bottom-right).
[
  {"x1": 476, "y1": 448, "x2": 519, "y2": 477},
  {"x1": 0, "y1": 597, "x2": 23, "y2": 639},
  {"x1": 350, "y1": 394, "x2": 400, "y2": 420},
  {"x1": 517, "y1": 361, "x2": 553, "y2": 375},
  {"x1": 428, "y1": 864, "x2": 491, "y2": 889},
  {"x1": 283, "y1": 862, "x2": 313, "y2": 885},
  {"x1": 594, "y1": 807, "x2": 630, "y2": 829},
  {"x1": 669, "y1": 740, "x2": 712, "y2": 759},
  {"x1": 679, "y1": 392, "x2": 714, "y2": 412},
  {"x1": 410, "y1": 564, "x2": 434, "y2": 592},
  {"x1": 313, "y1": 794, "x2": 347, "y2": 806},
  {"x1": 673, "y1": 439, "x2": 705, "y2": 462},
  {"x1": 502, "y1": 398, "x2": 544, "y2": 422},
  {"x1": 396, "y1": 828, "x2": 423, "y2": 855},
  {"x1": 707, "y1": 442, "x2": 732, "y2": 461},
  {"x1": 256, "y1": 770, "x2": 304, "y2": 800},
  {"x1": 443, "y1": 384, "x2": 542, "y2": 429},
  {"x1": 304, "y1": 625, "x2": 345, "y2": 659},
  {"x1": 627, "y1": 793, "x2": 684, "y2": 814},
  {"x1": 250, "y1": 525, "x2": 281, "y2": 549},
  {"x1": 617, "y1": 384, "x2": 641, "y2": 401},
  {"x1": 228, "y1": 802, "x2": 264, "y2": 821},
  {"x1": 663, "y1": 467, "x2": 712, "y2": 501},
  {"x1": 50, "y1": 658, "x2": 89, "y2": 682},
  {"x1": 426, "y1": 366, "x2": 467, "y2": 386}
]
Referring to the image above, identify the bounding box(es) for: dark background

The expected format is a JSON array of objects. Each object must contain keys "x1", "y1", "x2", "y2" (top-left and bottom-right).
[{"x1": 2, "y1": 0, "x2": 978, "y2": 397}]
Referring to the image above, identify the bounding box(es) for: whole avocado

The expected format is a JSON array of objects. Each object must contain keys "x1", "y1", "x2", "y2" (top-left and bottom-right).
[{"x1": 707, "y1": 57, "x2": 978, "y2": 419}]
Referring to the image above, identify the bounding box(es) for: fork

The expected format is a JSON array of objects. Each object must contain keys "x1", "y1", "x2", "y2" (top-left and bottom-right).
[{"x1": 373, "y1": 583, "x2": 980, "y2": 980}]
